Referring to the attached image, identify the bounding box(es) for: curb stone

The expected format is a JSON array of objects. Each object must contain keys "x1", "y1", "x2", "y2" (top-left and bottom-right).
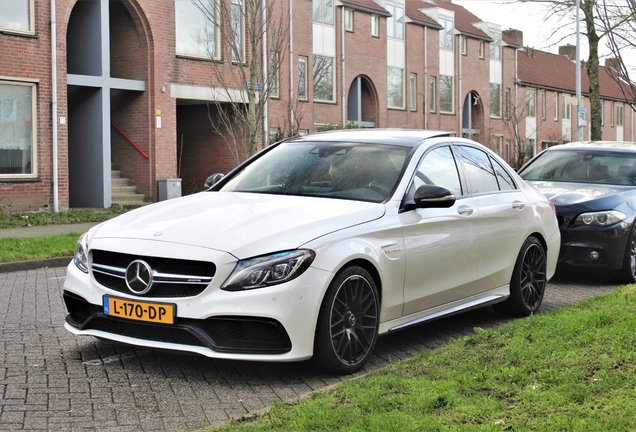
[{"x1": 0, "y1": 256, "x2": 72, "y2": 273}]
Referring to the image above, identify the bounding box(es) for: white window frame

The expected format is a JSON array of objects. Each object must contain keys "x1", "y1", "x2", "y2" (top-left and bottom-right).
[
  {"x1": 526, "y1": 88, "x2": 536, "y2": 118},
  {"x1": 269, "y1": 51, "x2": 280, "y2": 99},
  {"x1": 439, "y1": 16, "x2": 454, "y2": 51},
  {"x1": 429, "y1": 76, "x2": 437, "y2": 113},
  {"x1": 541, "y1": 89, "x2": 546, "y2": 120},
  {"x1": 313, "y1": 54, "x2": 335, "y2": 103},
  {"x1": 562, "y1": 94, "x2": 571, "y2": 120},
  {"x1": 617, "y1": 103, "x2": 624, "y2": 127},
  {"x1": 371, "y1": 14, "x2": 379, "y2": 37},
  {"x1": 554, "y1": 93, "x2": 559, "y2": 121},
  {"x1": 409, "y1": 73, "x2": 417, "y2": 111},
  {"x1": 0, "y1": 0, "x2": 34, "y2": 35},
  {"x1": 175, "y1": 0, "x2": 221, "y2": 60},
  {"x1": 344, "y1": 8, "x2": 353, "y2": 32},
  {"x1": 461, "y1": 36, "x2": 467, "y2": 56},
  {"x1": 439, "y1": 75, "x2": 454, "y2": 114},
  {"x1": 489, "y1": 29, "x2": 501, "y2": 60},
  {"x1": 387, "y1": 67, "x2": 404, "y2": 109},
  {"x1": 231, "y1": 0, "x2": 245, "y2": 62},
  {"x1": 490, "y1": 83, "x2": 501, "y2": 118},
  {"x1": 601, "y1": 100, "x2": 605, "y2": 126},
  {"x1": 313, "y1": 0, "x2": 334, "y2": 26},
  {"x1": 0, "y1": 80, "x2": 38, "y2": 178},
  {"x1": 386, "y1": 2, "x2": 404, "y2": 40},
  {"x1": 298, "y1": 56, "x2": 308, "y2": 101}
]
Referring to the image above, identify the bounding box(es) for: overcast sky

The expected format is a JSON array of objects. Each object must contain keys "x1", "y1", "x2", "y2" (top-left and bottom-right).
[{"x1": 453, "y1": 0, "x2": 594, "y2": 59}]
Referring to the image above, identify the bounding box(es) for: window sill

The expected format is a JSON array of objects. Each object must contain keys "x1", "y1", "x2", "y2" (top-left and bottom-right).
[{"x1": 0, "y1": 177, "x2": 41, "y2": 183}]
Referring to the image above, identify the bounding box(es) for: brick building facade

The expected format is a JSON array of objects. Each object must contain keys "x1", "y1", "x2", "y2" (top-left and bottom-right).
[{"x1": 1, "y1": 0, "x2": 633, "y2": 212}]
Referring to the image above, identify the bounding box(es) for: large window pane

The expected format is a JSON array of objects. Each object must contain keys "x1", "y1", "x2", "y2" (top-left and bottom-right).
[
  {"x1": 313, "y1": 55, "x2": 334, "y2": 102},
  {"x1": 415, "y1": 146, "x2": 462, "y2": 196},
  {"x1": 456, "y1": 146, "x2": 499, "y2": 194},
  {"x1": 490, "y1": 83, "x2": 501, "y2": 118},
  {"x1": 0, "y1": 0, "x2": 31, "y2": 33},
  {"x1": 489, "y1": 29, "x2": 501, "y2": 60},
  {"x1": 231, "y1": 0, "x2": 244, "y2": 61},
  {"x1": 298, "y1": 57, "x2": 308, "y2": 100},
  {"x1": 439, "y1": 16, "x2": 454, "y2": 50},
  {"x1": 526, "y1": 89, "x2": 536, "y2": 118},
  {"x1": 175, "y1": 0, "x2": 218, "y2": 58},
  {"x1": 313, "y1": 0, "x2": 333, "y2": 25},
  {"x1": 0, "y1": 82, "x2": 35, "y2": 176},
  {"x1": 387, "y1": 67, "x2": 404, "y2": 108},
  {"x1": 439, "y1": 75, "x2": 453, "y2": 113}
]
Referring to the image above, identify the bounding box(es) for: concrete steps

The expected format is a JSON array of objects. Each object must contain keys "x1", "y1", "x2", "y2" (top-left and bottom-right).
[{"x1": 111, "y1": 170, "x2": 147, "y2": 206}]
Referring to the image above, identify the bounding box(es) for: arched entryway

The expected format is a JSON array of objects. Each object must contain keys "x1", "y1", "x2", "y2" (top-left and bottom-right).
[
  {"x1": 347, "y1": 76, "x2": 378, "y2": 127},
  {"x1": 66, "y1": 0, "x2": 148, "y2": 208},
  {"x1": 462, "y1": 91, "x2": 483, "y2": 140}
]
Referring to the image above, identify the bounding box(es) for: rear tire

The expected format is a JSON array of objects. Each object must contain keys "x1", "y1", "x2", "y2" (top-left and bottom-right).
[
  {"x1": 312, "y1": 266, "x2": 379, "y2": 374},
  {"x1": 494, "y1": 236, "x2": 546, "y2": 317}
]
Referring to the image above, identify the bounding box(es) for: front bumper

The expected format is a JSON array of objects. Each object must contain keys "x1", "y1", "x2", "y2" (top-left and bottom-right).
[
  {"x1": 558, "y1": 221, "x2": 632, "y2": 270},
  {"x1": 63, "y1": 259, "x2": 332, "y2": 362}
]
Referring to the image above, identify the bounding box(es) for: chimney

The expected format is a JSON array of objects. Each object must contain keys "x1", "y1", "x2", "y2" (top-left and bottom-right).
[
  {"x1": 503, "y1": 29, "x2": 523, "y2": 47},
  {"x1": 605, "y1": 58, "x2": 620, "y2": 71},
  {"x1": 559, "y1": 45, "x2": 576, "y2": 61}
]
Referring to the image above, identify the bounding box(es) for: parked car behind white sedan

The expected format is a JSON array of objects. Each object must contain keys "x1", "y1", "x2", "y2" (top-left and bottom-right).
[{"x1": 63, "y1": 129, "x2": 560, "y2": 374}]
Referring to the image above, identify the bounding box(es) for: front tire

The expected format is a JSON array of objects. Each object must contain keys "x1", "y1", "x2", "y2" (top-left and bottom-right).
[
  {"x1": 494, "y1": 236, "x2": 546, "y2": 317},
  {"x1": 618, "y1": 225, "x2": 636, "y2": 283},
  {"x1": 312, "y1": 266, "x2": 379, "y2": 374}
]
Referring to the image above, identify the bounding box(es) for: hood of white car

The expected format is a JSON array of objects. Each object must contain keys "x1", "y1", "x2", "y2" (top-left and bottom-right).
[{"x1": 92, "y1": 192, "x2": 385, "y2": 259}]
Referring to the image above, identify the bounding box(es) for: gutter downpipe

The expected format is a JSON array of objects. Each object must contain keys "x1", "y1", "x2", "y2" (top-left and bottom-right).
[
  {"x1": 424, "y1": 27, "x2": 428, "y2": 129},
  {"x1": 262, "y1": 0, "x2": 268, "y2": 146},
  {"x1": 51, "y1": 0, "x2": 59, "y2": 212},
  {"x1": 341, "y1": 6, "x2": 346, "y2": 125},
  {"x1": 289, "y1": 0, "x2": 294, "y2": 134},
  {"x1": 458, "y1": 32, "x2": 462, "y2": 137}
]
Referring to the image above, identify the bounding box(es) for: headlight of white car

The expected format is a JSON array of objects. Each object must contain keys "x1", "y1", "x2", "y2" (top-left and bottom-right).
[
  {"x1": 574, "y1": 210, "x2": 626, "y2": 227},
  {"x1": 73, "y1": 232, "x2": 90, "y2": 273},
  {"x1": 221, "y1": 250, "x2": 315, "y2": 291}
]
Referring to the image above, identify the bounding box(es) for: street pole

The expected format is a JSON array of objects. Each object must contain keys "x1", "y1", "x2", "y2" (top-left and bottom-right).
[{"x1": 576, "y1": 0, "x2": 583, "y2": 141}]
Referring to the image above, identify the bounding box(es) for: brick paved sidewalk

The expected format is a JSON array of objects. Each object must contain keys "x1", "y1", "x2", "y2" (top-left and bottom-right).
[{"x1": 0, "y1": 266, "x2": 619, "y2": 431}]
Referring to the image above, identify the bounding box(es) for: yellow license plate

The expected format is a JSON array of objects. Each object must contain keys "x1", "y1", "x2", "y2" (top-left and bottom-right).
[{"x1": 103, "y1": 296, "x2": 175, "y2": 324}]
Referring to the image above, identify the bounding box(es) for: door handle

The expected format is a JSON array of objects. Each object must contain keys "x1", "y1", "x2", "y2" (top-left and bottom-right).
[
  {"x1": 512, "y1": 201, "x2": 526, "y2": 210},
  {"x1": 457, "y1": 205, "x2": 474, "y2": 216}
]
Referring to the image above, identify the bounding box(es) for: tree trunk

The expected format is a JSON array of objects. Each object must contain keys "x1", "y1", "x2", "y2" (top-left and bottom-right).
[{"x1": 582, "y1": 0, "x2": 602, "y2": 140}]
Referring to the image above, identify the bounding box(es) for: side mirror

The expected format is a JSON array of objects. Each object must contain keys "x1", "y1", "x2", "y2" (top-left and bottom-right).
[
  {"x1": 204, "y1": 173, "x2": 225, "y2": 189},
  {"x1": 413, "y1": 184, "x2": 456, "y2": 209}
]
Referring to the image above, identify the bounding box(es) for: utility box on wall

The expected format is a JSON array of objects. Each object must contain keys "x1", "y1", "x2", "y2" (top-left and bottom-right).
[{"x1": 157, "y1": 179, "x2": 182, "y2": 201}]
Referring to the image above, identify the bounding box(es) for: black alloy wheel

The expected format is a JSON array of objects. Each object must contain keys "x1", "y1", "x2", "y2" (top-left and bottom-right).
[
  {"x1": 618, "y1": 225, "x2": 636, "y2": 283},
  {"x1": 494, "y1": 236, "x2": 547, "y2": 317},
  {"x1": 313, "y1": 266, "x2": 379, "y2": 374}
]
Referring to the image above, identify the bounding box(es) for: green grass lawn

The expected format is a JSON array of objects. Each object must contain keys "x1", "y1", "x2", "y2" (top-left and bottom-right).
[
  {"x1": 0, "y1": 207, "x2": 127, "y2": 229},
  {"x1": 0, "y1": 233, "x2": 80, "y2": 262},
  {"x1": 215, "y1": 285, "x2": 636, "y2": 432}
]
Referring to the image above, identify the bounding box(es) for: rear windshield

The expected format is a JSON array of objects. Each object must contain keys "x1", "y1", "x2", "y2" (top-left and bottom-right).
[{"x1": 520, "y1": 150, "x2": 636, "y2": 186}]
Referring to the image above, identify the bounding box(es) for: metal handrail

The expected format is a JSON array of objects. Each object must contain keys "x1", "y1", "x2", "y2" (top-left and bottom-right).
[{"x1": 111, "y1": 122, "x2": 149, "y2": 159}]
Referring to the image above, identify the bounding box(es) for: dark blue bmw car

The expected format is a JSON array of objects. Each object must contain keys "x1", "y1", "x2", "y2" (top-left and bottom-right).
[{"x1": 519, "y1": 141, "x2": 636, "y2": 282}]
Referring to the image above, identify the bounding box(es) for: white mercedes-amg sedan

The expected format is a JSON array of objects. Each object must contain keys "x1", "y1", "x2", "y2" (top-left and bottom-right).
[{"x1": 63, "y1": 129, "x2": 560, "y2": 374}]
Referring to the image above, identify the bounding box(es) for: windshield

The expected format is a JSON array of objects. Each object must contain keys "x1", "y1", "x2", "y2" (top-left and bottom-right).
[
  {"x1": 220, "y1": 141, "x2": 412, "y2": 202},
  {"x1": 520, "y1": 150, "x2": 636, "y2": 186}
]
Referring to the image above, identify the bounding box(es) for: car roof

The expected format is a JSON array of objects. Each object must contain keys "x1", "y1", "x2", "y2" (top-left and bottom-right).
[
  {"x1": 288, "y1": 129, "x2": 453, "y2": 148},
  {"x1": 548, "y1": 141, "x2": 636, "y2": 152}
]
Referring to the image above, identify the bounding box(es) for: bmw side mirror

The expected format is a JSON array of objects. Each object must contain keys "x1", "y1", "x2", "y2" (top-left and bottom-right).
[
  {"x1": 205, "y1": 173, "x2": 225, "y2": 189},
  {"x1": 413, "y1": 185, "x2": 456, "y2": 209}
]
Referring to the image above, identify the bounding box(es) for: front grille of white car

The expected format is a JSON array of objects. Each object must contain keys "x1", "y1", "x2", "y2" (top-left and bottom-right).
[{"x1": 90, "y1": 250, "x2": 216, "y2": 298}]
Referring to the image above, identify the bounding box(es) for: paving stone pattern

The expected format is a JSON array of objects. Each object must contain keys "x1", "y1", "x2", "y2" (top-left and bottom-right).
[{"x1": 0, "y1": 267, "x2": 619, "y2": 431}]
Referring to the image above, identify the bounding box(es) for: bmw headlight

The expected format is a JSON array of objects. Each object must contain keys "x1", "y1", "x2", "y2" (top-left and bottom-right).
[
  {"x1": 221, "y1": 250, "x2": 315, "y2": 291},
  {"x1": 73, "y1": 232, "x2": 89, "y2": 273},
  {"x1": 574, "y1": 210, "x2": 626, "y2": 227}
]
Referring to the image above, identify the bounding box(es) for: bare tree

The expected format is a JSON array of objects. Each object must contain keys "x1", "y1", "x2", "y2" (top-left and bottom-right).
[
  {"x1": 598, "y1": 0, "x2": 636, "y2": 108},
  {"x1": 501, "y1": 92, "x2": 548, "y2": 169},
  {"x1": 193, "y1": 0, "x2": 290, "y2": 162},
  {"x1": 525, "y1": 0, "x2": 605, "y2": 139}
]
